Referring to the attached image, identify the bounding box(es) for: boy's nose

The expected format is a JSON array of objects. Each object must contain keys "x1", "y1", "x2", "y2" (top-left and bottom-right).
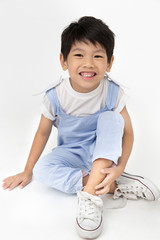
[{"x1": 82, "y1": 57, "x2": 94, "y2": 68}]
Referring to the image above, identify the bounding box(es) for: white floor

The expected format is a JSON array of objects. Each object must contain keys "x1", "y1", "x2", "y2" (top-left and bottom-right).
[{"x1": 1, "y1": 173, "x2": 160, "y2": 240}]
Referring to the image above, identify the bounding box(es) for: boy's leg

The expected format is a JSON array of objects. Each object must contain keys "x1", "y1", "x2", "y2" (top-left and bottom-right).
[
  {"x1": 83, "y1": 111, "x2": 124, "y2": 195},
  {"x1": 76, "y1": 112, "x2": 124, "y2": 238},
  {"x1": 33, "y1": 147, "x2": 87, "y2": 194}
]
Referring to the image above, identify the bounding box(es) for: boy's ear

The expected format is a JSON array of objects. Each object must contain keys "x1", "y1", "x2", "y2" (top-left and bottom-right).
[
  {"x1": 106, "y1": 55, "x2": 114, "y2": 72},
  {"x1": 60, "y1": 53, "x2": 68, "y2": 71}
]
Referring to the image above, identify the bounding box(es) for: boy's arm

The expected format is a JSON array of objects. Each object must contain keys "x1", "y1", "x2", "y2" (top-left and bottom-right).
[
  {"x1": 24, "y1": 114, "x2": 53, "y2": 173},
  {"x1": 2, "y1": 115, "x2": 53, "y2": 190},
  {"x1": 117, "y1": 106, "x2": 134, "y2": 170}
]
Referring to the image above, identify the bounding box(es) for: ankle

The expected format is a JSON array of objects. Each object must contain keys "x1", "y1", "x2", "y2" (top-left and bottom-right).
[
  {"x1": 83, "y1": 186, "x2": 97, "y2": 196},
  {"x1": 82, "y1": 174, "x2": 89, "y2": 187}
]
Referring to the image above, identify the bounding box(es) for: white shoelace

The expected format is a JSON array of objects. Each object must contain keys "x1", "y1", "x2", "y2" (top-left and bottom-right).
[{"x1": 78, "y1": 193, "x2": 103, "y2": 224}]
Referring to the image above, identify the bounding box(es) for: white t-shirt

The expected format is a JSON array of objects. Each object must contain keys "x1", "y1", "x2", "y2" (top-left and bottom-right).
[{"x1": 41, "y1": 76, "x2": 128, "y2": 121}]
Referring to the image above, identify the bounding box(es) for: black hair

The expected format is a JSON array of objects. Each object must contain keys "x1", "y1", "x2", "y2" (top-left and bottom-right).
[{"x1": 61, "y1": 16, "x2": 115, "y2": 63}]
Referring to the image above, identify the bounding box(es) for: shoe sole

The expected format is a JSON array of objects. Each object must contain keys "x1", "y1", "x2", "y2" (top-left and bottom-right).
[
  {"x1": 121, "y1": 172, "x2": 160, "y2": 200},
  {"x1": 76, "y1": 217, "x2": 103, "y2": 239}
]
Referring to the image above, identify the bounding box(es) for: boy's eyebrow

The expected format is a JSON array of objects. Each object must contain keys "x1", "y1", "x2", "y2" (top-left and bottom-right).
[
  {"x1": 94, "y1": 49, "x2": 106, "y2": 54},
  {"x1": 71, "y1": 48, "x2": 85, "y2": 52},
  {"x1": 71, "y1": 48, "x2": 106, "y2": 54}
]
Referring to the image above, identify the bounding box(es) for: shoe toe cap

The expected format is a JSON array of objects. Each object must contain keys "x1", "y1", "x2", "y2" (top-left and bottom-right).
[{"x1": 78, "y1": 218, "x2": 101, "y2": 230}]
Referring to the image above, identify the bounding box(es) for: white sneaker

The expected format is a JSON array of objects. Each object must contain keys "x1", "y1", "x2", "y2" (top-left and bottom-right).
[
  {"x1": 76, "y1": 190, "x2": 103, "y2": 239},
  {"x1": 113, "y1": 172, "x2": 160, "y2": 201}
]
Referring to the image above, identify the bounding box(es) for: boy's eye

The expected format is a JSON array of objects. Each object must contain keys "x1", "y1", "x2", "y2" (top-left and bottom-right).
[
  {"x1": 94, "y1": 55, "x2": 103, "y2": 58},
  {"x1": 74, "y1": 54, "x2": 83, "y2": 57}
]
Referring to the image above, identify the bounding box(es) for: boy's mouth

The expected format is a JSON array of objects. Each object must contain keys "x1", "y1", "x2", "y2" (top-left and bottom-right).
[{"x1": 79, "y1": 72, "x2": 97, "y2": 79}]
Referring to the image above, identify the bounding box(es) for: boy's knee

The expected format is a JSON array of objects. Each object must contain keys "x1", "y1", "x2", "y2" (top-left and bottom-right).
[
  {"x1": 98, "y1": 111, "x2": 124, "y2": 127},
  {"x1": 33, "y1": 155, "x2": 49, "y2": 179},
  {"x1": 93, "y1": 157, "x2": 113, "y2": 166}
]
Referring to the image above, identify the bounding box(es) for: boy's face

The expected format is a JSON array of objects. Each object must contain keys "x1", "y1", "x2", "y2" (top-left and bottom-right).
[{"x1": 60, "y1": 41, "x2": 114, "y2": 93}]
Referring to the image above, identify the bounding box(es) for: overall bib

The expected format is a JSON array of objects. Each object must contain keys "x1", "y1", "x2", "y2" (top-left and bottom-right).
[{"x1": 33, "y1": 80, "x2": 124, "y2": 194}]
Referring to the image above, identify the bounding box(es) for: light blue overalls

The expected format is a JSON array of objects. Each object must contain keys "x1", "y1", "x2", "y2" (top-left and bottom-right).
[{"x1": 33, "y1": 80, "x2": 124, "y2": 194}]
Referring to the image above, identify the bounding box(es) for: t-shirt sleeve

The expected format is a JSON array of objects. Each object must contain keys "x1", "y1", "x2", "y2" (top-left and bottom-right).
[
  {"x1": 41, "y1": 94, "x2": 56, "y2": 121},
  {"x1": 114, "y1": 87, "x2": 129, "y2": 112}
]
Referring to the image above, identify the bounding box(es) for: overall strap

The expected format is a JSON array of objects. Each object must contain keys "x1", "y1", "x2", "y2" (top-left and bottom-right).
[
  {"x1": 46, "y1": 87, "x2": 60, "y2": 115},
  {"x1": 106, "y1": 80, "x2": 120, "y2": 110}
]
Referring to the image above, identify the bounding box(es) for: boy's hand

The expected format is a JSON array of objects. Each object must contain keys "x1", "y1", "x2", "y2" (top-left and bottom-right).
[
  {"x1": 94, "y1": 165, "x2": 124, "y2": 195},
  {"x1": 2, "y1": 171, "x2": 33, "y2": 191}
]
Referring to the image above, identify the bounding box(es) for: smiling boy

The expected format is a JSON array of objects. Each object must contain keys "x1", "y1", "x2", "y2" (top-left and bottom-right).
[
  {"x1": 60, "y1": 41, "x2": 113, "y2": 93},
  {"x1": 2, "y1": 16, "x2": 160, "y2": 239}
]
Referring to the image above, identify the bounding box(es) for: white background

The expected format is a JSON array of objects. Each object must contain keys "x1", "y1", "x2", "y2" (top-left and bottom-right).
[{"x1": 0, "y1": 0, "x2": 160, "y2": 239}]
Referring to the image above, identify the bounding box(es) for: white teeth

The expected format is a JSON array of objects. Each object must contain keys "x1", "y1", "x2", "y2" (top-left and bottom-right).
[{"x1": 80, "y1": 73, "x2": 95, "y2": 77}]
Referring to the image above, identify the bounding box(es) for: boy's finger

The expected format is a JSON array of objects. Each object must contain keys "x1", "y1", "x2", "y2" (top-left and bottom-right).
[
  {"x1": 2, "y1": 183, "x2": 10, "y2": 190},
  {"x1": 19, "y1": 180, "x2": 28, "y2": 189},
  {"x1": 20, "y1": 178, "x2": 31, "y2": 189},
  {"x1": 95, "y1": 179, "x2": 110, "y2": 190},
  {"x1": 95, "y1": 182, "x2": 104, "y2": 190},
  {"x1": 8, "y1": 179, "x2": 22, "y2": 191},
  {"x1": 95, "y1": 174, "x2": 114, "y2": 189},
  {"x1": 2, "y1": 179, "x2": 13, "y2": 189},
  {"x1": 2, "y1": 177, "x2": 11, "y2": 183},
  {"x1": 95, "y1": 185, "x2": 110, "y2": 195},
  {"x1": 100, "y1": 168, "x2": 112, "y2": 174},
  {"x1": 2, "y1": 177, "x2": 9, "y2": 182}
]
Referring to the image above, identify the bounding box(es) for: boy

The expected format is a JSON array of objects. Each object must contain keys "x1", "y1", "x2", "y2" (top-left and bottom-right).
[{"x1": 2, "y1": 16, "x2": 160, "y2": 239}]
